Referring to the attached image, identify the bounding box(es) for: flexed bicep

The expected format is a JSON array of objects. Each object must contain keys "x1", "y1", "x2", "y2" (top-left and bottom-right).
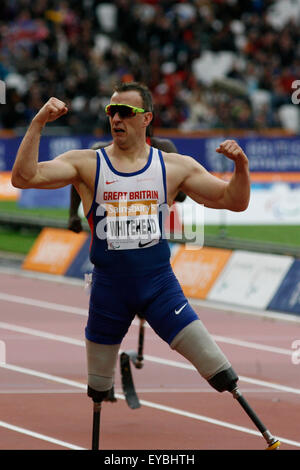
[
  {"x1": 12, "y1": 150, "x2": 81, "y2": 189},
  {"x1": 11, "y1": 97, "x2": 71, "y2": 189},
  {"x1": 181, "y1": 160, "x2": 228, "y2": 209},
  {"x1": 27, "y1": 152, "x2": 79, "y2": 189},
  {"x1": 178, "y1": 140, "x2": 250, "y2": 212}
]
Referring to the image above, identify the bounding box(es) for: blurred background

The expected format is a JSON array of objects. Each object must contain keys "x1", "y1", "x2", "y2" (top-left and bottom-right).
[{"x1": 0, "y1": 0, "x2": 300, "y2": 259}]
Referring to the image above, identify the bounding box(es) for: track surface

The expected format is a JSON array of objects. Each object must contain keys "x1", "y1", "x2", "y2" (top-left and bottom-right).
[{"x1": 0, "y1": 269, "x2": 300, "y2": 451}]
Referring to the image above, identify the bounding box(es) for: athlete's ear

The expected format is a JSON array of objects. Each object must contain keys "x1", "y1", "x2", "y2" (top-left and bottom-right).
[{"x1": 143, "y1": 111, "x2": 153, "y2": 128}]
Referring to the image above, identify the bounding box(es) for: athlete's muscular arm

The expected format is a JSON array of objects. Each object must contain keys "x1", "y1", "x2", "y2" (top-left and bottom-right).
[
  {"x1": 11, "y1": 97, "x2": 81, "y2": 189},
  {"x1": 168, "y1": 140, "x2": 250, "y2": 212}
]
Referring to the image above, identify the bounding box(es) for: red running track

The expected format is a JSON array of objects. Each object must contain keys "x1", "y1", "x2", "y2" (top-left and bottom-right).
[{"x1": 0, "y1": 268, "x2": 300, "y2": 451}]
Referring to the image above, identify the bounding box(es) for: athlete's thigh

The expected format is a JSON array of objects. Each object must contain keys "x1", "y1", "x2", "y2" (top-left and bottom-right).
[
  {"x1": 144, "y1": 268, "x2": 198, "y2": 345},
  {"x1": 85, "y1": 270, "x2": 135, "y2": 345}
]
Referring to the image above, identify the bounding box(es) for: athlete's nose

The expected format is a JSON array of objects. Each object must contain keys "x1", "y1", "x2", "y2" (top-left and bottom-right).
[{"x1": 111, "y1": 112, "x2": 123, "y2": 122}]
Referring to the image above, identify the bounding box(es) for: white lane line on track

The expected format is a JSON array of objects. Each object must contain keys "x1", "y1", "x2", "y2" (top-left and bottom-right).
[
  {"x1": 0, "y1": 321, "x2": 85, "y2": 346},
  {"x1": 0, "y1": 420, "x2": 85, "y2": 450},
  {"x1": 0, "y1": 291, "x2": 295, "y2": 357},
  {"x1": 0, "y1": 387, "x2": 293, "y2": 395},
  {"x1": 0, "y1": 388, "x2": 85, "y2": 394},
  {"x1": 2, "y1": 266, "x2": 300, "y2": 324},
  {"x1": 143, "y1": 354, "x2": 300, "y2": 395},
  {"x1": 1, "y1": 362, "x2": 86, "y2": 389},
  {"x1": 2, "y1": 289, "x2": 300, "y2": 330},
  {"x1": 1, "y1": 321, "x2": 300, "y2": 395},
  {"x1": 212, "y1": 335, "x2": 293, "y2": 356},
  {"x1": 1, "y1": 361, "x2": 300, "y2": 449},
  {"x1": 0, "y1": 292, "x2": 87, "y2": 316},
  {"x1": 0, "y1": 387, "x2": 286, "y2": 395},
  {"x1": 0, "y1": 266, "x2": 83, "y2": 287},
  {"x1": 191, "y1": 297, "x2": 300, "y2": 324}
]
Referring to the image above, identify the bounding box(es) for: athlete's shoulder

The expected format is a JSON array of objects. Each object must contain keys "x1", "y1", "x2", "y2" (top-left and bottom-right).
[
  {"x1": 56, "y1": 148, "x2": 95, "y2": 163},
  {"x1": 162, "y1": 150, "x2": 193, "y2": 164},
  {"x1": 150, "y1": 136, "x2": 177, "y2": 153},
  {"x1": 162, "y1": 151, "x2": 204, "y2": 176},
  {"x1": 91, "y1": 140, "x2": 112, "y2": 150}
]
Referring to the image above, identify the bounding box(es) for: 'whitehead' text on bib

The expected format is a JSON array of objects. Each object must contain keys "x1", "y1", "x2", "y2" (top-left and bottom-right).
[{"x1": 104, "y1": 196, "x2": 160, "y2": 250}]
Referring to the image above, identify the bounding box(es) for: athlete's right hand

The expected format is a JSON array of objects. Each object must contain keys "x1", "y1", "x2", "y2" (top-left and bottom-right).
[{"x1": 33, "y1": 97, "x2": 68, "y2": 127}]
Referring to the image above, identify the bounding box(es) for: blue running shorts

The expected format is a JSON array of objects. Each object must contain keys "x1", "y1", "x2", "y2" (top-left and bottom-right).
[{"x1": 85, "y1": 264, "x2": 199, "y2": 345}]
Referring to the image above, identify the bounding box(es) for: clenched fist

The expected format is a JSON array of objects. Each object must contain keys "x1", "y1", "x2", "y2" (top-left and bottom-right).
[
  {"x1": 216, "y1": 140, "x2": 248, "y2": 164},
  {"x1": 33, "y1": 97, "x2": 68, "y2": 127}
]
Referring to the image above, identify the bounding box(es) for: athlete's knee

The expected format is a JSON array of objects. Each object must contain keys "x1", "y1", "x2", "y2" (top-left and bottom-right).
[
  {"x1": 85, "y1": 339, "x2": 120, "y2": 393},
  {"x1": 87, "y1": 385, "x2": 110, "y2": 402},
  {"x1": 207, "y1": 366, "x2": 239, "y2": 393},
  {"x1": 170, "y1": 319, "x2": 231, "y2": 381}
]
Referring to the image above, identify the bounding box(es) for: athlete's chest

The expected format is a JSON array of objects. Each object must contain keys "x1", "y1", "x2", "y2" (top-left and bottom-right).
[
  {"x1": 98, "y1": 148, "x2": 163, "y2": 194},
  {"x1": 95, "y1": 148, "x2": 166, "y2": 250}
]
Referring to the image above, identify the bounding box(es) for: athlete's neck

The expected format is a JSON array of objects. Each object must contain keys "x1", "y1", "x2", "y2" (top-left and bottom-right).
[{"x1": 106, "y1": 142, "x2": 150, "y2": 173}]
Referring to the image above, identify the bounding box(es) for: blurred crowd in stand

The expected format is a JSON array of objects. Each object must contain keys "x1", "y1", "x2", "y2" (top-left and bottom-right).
[{"x1": 1, "y1": 0, "x2": 300, "y2": 134}]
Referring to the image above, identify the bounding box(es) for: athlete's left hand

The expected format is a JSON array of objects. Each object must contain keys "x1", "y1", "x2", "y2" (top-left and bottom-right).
[{"x1": 216, "y1": 140, "x2": 248, "y2": 164}]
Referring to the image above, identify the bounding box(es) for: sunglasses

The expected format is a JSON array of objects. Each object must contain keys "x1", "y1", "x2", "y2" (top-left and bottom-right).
[{"x1": 105, "y1": 103, "x2": 145, "y2": 118}]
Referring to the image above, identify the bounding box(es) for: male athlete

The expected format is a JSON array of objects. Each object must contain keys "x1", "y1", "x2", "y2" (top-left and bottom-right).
[
  {"x1": 12, "y1": 81, "x2": 273, "y2": 447},
  {"x1": 67, "y1": 129, "x2": 186, "y2": 404}
]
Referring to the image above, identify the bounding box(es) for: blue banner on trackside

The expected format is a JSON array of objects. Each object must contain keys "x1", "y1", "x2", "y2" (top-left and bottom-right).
[
  {"x1": 1, "y1": 134, "x2": 300, "y2": 173},
  {"x1": 267, "y1": 259, "x2": 300, "y2": 315}
]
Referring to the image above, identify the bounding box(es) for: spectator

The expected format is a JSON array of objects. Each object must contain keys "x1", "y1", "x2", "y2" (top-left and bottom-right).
[{"x1": 0, "y1": 0, "x2": 298, "y2": 132}]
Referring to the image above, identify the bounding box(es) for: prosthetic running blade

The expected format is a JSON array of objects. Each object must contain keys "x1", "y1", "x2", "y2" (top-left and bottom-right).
[{"x1": 120, "y1": 351, "x2": 141, "y2": 409}]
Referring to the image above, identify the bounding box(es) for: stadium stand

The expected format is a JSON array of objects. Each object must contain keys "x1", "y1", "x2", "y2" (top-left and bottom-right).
[{"x1": 0, "y1": 0, "x2": 300, "y2": 134}]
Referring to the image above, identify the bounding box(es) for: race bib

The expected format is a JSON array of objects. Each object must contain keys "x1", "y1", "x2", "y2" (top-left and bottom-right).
[{"x1": 104, "y1": 198, "x2": 160, "y2": 250}]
